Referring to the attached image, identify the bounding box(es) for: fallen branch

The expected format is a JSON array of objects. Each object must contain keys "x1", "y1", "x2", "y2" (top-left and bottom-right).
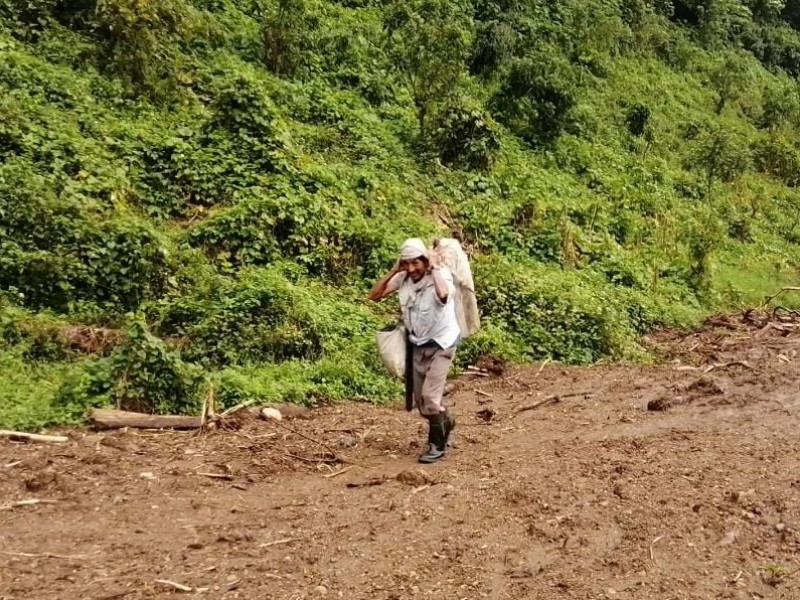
[
  {"x1": 155, "y1": 580, "x2": 193, "y2": 593},
  {"x1": 514, "y1": 392, "x2": 594, "y2": 415},
  {"x1": 0, "y1": 430, "x2": 68, "y2": 443},
  {"x1": 756, "y1": 322, "x2": 787, "y2": 338},
  {"x1": 89, "y1": 409, "x2": 201, "y2": 431},
  {"x1": 0, "y1": 499, "x2": 57, "y2": 511},
  {"x1": 346, "y1": 477, "x2": 387, "y2": 488},
  {"x1": 474, "y1": 389, "x2": 493, "y2": 398},
  {"x1": 218, "y1": 399, "x2": 256, "y2": 419}
]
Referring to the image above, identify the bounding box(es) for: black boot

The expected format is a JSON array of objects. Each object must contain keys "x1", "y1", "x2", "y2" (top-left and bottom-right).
[
  {"x1": 419, "y1": 413, "x2": 447, "y2": 464},
  {"x1": 444, "y1": 410, "x2": 456, "y2": 448}
]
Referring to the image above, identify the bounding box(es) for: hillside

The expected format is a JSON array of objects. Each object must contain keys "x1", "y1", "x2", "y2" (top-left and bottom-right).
[{"x1": 2, "y1": 0, "x2": 800, "y2": 429}]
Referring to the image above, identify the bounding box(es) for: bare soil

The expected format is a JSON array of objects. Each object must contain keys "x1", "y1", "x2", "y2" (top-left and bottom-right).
[{"x1": 2, "y1": 310, "x2": 800, "y2": 600}]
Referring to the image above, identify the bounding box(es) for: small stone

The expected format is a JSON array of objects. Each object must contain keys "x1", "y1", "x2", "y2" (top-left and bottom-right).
[
  {"x1": 261, "y1": 407, "x2": 283, "y2": 421},
  {"x1": 776, "y1": 523, "x2": 787, "y2": 532},
  {"x1": 314, "y1": 585, "x2": 328, "y2": 596},
  {"x1": 139, "y1": 472, "x2": 155, "y2": 480},
  {"x1": 719, "y1": 530, "x2": 738, "y2": 546}
]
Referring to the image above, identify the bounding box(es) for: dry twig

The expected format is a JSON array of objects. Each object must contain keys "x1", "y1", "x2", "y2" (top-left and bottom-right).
[
  {"x1": 155, "y1": 580, "x2": 193, "y2": 592},
  {"x1": 0, "y1": 499, "x2": 57, "y2": 511},
  {"x1": 514, "y1": 392, "x2": 594, "y2": 415},
  {"x1": 195, "y1": 472, "x2": 233, "y2": 481},
  {"x1": 760, "y1": 286, "x2": 800, "y2": 309},
  {"x1": 323, "y1": 466, "x2": 355, "y2": 479},
  {"x1": 259, "y1": 538, "x2": 296, "y2": 549},
  {"x1": 649, "y1": 535, "x2": 665, "y2": 561},
  {"x1": 0, "y1": 431, "x2": 68, "y2": 443},
  {"x1": 702, "y1": 360, "x2": 752, "y2": 373},
  {"x1": 1, "y1": 550, "x2": 89, "y2": 560},
  {"x1": 534, "y1": 358, "x2": 552, "y2": 379},
  {"x1": 218, "y1": 399, "x2": 257, "y2": 419}
]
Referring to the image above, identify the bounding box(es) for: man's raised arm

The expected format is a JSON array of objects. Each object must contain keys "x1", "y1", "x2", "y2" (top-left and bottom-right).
[{"x1": 368, "y1": 261, "x2": 402, "y2": 301}]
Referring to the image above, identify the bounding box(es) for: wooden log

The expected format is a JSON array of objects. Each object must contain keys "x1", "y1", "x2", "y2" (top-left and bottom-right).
[
  {"x1": 88, "y1": 409, "x2": 202, "y2": 431},
  {"x1": 0, "y1": 430, "x2": 68, "y2": 443}
]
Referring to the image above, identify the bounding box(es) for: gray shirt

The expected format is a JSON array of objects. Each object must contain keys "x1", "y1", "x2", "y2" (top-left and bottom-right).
[{"x1": 388, "y1": 267, "x2": 461, "y2": 349}]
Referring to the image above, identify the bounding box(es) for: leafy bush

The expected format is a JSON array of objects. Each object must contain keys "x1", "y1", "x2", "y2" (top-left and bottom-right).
[
  {"x1": 491, "y1": 54, "x2": 579, "y2": 146},
  {"x1": 109, "y1": 320, "x2": 201, "y2": 413},
  {"x1": 429, "y1": 102, "x2": 501, "y2": 171},
  {"x1": 0, "y1": 163, "x2": 174, "y2": 312},
  {"x1": 474, "y1": 257, "x2": 647, "y2": 363},
  {"x1": 94, "y1": 0, "x2": 194, "y2": 98},
  {"x1": 159, "y1": 266, "x2": 381, "y2": 366},
  {"x1": 752, "y1": 129, "x2": 800, "y2": 185}
]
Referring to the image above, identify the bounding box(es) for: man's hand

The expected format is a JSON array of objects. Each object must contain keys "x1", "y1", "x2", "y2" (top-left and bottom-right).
[
  {"x1": 369, "y1": 260, "x2": 404, "y2": 302},
  {"x1": 391, "y1": 259, "x2": 404, "y2": 275}
]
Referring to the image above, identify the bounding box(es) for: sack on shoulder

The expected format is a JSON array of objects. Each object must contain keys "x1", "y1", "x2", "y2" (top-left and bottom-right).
[{"x1": 433, "y1": 238, "x2": 480, "y2": 338}]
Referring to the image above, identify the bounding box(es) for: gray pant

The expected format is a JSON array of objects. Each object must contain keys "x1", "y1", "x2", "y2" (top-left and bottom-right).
[{"x1": 412, "y1": 343, "x2": 455, "y2": 416}]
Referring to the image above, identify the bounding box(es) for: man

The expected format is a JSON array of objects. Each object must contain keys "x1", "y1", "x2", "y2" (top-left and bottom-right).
[{"x1": 369, "y1": 238, "x2": 460, "y2": 463}]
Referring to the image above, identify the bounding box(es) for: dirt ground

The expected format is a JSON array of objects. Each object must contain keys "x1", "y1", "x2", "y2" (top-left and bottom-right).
[{"x1": 2, "y1": 309, "x2": 800, "y2": 600}]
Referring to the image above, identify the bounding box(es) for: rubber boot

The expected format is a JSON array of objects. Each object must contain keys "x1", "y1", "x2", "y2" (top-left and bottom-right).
[
  {"x1": 419, "y1": 413, "x2": 447, "y2": 464},
  {"x1": 444, "y1": 410, "x2": 456, "y2": 448}
]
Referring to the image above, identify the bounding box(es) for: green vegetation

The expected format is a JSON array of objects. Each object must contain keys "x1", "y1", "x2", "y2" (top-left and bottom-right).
[{"x1": 2, "y1": 0, "x2": 800, "y2": 430}]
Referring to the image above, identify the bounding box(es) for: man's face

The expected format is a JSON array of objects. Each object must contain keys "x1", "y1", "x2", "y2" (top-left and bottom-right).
[{"x1": 403, "y1": 257, "x2": 427, "y2": 282}]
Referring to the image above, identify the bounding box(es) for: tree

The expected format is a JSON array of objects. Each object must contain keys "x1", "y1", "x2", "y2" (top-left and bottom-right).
[
  {"x1": 690, "y1": 125, "x2": 752, "y2": 196},
  {"x1": 261, "y1": 0, "x2": 322, "y2": 78},
  {"x1": 708, "y1": 53, "x2": 752, "y2": 114},
  {"x1": 95, "y1": 0, "x2": 191, "y2": 99},
  {"x1": 383, "y1": 0, "x2": 473, "y2": 133},
  {"x1": 491, "y1": 53, "x2": 578, "y2": 147}
]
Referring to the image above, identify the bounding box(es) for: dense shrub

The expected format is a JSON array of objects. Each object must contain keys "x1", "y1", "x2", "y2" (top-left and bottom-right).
[{"x1": 491, "y1": 54, "x2": 579, "y2": 146}]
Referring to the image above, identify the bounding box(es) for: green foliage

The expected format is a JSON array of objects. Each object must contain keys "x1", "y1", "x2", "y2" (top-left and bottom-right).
[
  {"x1": 0, "y1": 162, "x2": 174, "y2": 313},
  {"x1": 429, "y1": 102, "x2": 501, "y2": 171},
  {"x1": 383, "y1": 0, "x2": 473, "y2": 131},
  {"x1": 109, "y1": 319, "x2": 201, "y2": 413},
  {"x1": 161, "y1": 266, "x2": 380, "y2": 367},
  {"x1": 3, "y1": 0, "x2": 800, "y2": 431},
  {"x1": 626, "y1": 103, "x2": 652, "y2": 136},
  {"x1": 759, "y1": 78, "x2": 800, "y2": 128},
  {"x1": 708, "y1": 52, "x2": 753, "y2": 113},
  {"x1": 491, "y1": 54, "x2": 579, "y2": 146},
  {"x1": 475, "y1": 257, "x2": 650, "y2": 363},
  {"x1": 687, "y1": 124, "x2": 752, "y2": 195},
  {"x1": 94, "y1": 0, "x2": 194, "y2": 98},
  {"x1": 752, "y1": 128, "x2": 800, "y2": 184},
  {"x1": 261, "y1": 0, "x2": 321, "y2": 77}
]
